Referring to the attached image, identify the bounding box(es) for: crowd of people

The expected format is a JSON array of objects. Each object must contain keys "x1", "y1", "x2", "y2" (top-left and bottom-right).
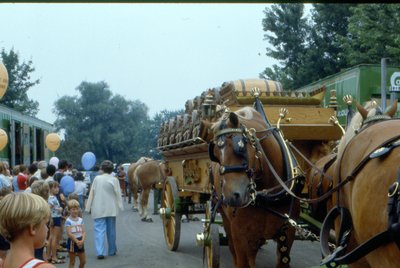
[{"x1": 0, "y1": 159, "x2": 126, "y2": 268}]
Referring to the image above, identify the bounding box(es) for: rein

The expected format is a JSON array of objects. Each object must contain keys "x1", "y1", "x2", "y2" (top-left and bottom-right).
[{"x1": 254, "y1": 134, "x2": 346, "y2": 204}]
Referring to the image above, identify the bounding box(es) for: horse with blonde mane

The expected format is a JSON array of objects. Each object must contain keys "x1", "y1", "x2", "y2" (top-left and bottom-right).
[
  {"x1": 128, "y1": 157, "x2": 167, "y2": 222},
  {"x1": 208, "y1": 106, "x2": 304, "y2": 268},
  {"x1": 320, "y1": 100, "x2": 400, "y2": 268}
]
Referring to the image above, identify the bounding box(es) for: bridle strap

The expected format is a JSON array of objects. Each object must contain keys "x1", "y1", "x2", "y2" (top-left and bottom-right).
[{"x1": 214, "y1": 127, "x2": 243, "y2": 138}]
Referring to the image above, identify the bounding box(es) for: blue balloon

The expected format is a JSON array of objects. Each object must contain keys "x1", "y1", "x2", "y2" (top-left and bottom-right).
[{"x1": 81, "y1": 152, "x2": 96, "y2": 170}]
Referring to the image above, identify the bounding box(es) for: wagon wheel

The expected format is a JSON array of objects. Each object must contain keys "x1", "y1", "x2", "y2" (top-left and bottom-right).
[
  {"x1": 205, "y1": 224, "x2": 220, "y2": 268},
  {"x1": 161, "y1": 176, "x2": 181, "y2": 251},
  {"x1": 204, "y1": 201, "x2": 220, "y2": 268}
]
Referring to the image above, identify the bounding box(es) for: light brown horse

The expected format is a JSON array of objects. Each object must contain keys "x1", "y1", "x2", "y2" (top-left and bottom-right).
[
  {"x1": 128, "y1": 157, "x2": 167, "y2": 222},
  {"x1": 208, "y1": 107, "x2": 300, "y2": 268},
  {"x1": 322, "y1": 100, "x2": 400, "y2": 268}
]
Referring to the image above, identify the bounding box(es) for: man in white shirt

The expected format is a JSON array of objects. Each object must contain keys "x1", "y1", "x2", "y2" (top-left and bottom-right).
[{"x1": 85, "y1": 160, "x2": 123, "y2": 259}]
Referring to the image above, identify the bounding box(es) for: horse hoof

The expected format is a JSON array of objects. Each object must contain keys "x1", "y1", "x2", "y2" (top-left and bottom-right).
[{"x1": 141, "y1": 217, "x2": 153, "y2": 223}]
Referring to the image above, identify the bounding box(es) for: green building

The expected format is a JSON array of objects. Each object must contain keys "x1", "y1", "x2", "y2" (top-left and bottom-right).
[
  {"x1": 296, "y1": 64, "x2": 400, "y2": 124},
  {"x1": 0, "y1": 104, "x2": 54, "y2": 167}
]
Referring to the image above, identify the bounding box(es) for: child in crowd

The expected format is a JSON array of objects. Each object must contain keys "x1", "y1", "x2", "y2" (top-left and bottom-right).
[
  {"x1": 25, "y1": 176, "x2": 39, "y2": 193},
  {"x1": 68, "y1": 194, "x2": 82, "y2": 217},
  {"x1": 0, "y1": 192, "x2": 55, "y2": 268},
  {"x1": 47, "y1": 181, "x2": 65, "y2": 264},
  {"x1": 74, "y1": 172, "x2": 87, "y2": 210},
  {"x1": 65, "y1": 199, "x2": 86, "y2": 268}
]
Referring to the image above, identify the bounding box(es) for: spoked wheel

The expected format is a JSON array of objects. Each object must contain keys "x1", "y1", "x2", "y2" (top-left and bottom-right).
[
  {"x1": 205, "y1": 224, "x2": 220, "y2": 268},
  {"x1": 204, "y1": 201, "x2": 220, "y2": 268},
  {"x1": 161, "y1": 176, "x2": 181, "y2": 251}
]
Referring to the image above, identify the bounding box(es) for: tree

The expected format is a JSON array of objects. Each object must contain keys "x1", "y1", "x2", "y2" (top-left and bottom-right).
[
  {"x1": 54, "y1": 81, "x2": 151, "y2": 166},
  {"x1": 303, "y1": 4, "x2": 355, "y2": 80},
  {"x1": 260, "y1": 4, "x2": 355, "y2": 90},
  {"x1": 260, "y1": 3, "x2": 309, "y2": 90},
  {"x1": 261, "y1": 4, "x2": 400, "y2": 89},
  {"x1": 0, "y1": 48, "x2": 40, "y2": 116},
  {"x1": 341, "y1": 4, "x2": 400, "y2": 66}
]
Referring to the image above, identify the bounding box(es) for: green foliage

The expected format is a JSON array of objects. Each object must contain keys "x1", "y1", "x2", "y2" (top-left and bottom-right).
[
  {"x1": 341, "y1": 4, "x2": 400, "y2": 66},
  {"x1": 261, "y1": 4, "x2": 309, "y2": 90},
  {"x1": 305, "y1": 4, "x2": 355, "y2": 80},
  {"x1": 54, "y1": 81, "x2": 151, "y2": 167},
  {"x1": 262, "y1": 4, "x2": 400, "y2": 89},
  {"x1": 0, "y1": 48, "x2": 40, "y2": 116}
]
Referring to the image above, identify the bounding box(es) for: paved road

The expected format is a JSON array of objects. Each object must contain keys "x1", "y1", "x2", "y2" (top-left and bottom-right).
[{"x1": 56, "y1": 192, "x2": 323, "y2": 268}]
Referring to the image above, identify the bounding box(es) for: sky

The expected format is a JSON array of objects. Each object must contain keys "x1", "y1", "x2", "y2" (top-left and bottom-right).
[{"x1": 0, "y1": 3, "x2": 284, "y2": 124}]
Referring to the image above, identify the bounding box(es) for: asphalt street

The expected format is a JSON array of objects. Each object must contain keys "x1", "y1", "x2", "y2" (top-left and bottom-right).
[{"x1": 55, "y1": 192, "x2": 323, "y2": 268}]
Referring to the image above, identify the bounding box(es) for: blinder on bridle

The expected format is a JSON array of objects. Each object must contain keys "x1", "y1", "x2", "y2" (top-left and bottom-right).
[{"x1": 208, "y1": 122, "x2": 253, "y2": 177}]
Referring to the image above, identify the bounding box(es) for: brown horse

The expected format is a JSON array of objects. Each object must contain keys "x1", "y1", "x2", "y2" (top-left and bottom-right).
[
  {"x1": 208, "y1": 107, "x2": 301, "y2": 268},
  {"x1": 321, "y1": 100, "x2": 400, "y2": 267},
  {"x1": 306, "y1": 152, "x2": 337, "y2": 222},
  {"x1": 128, "y1": 157, "x2": 167, "y2": 222}
]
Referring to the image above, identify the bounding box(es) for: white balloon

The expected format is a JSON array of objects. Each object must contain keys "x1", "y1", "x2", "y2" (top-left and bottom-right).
[{"x1": 49, "y1": 156, "x2": 59, "y2": 168}]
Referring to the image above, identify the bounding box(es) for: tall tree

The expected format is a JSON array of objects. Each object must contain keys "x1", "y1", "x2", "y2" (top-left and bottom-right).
[
  {"x1": 341, "y1": 4, "x2": 400, "y2": 66},
  {"x1": 0, "y1": 48, "x2": 40, "y2": 116},
  {"x1": 260, "y1": 3, "x2": 308, "y2": 90},
  {"x1": 303, "y1": 4, "x2": 355, "y2": 80},
  {"x1": 261, "y1": 4, "x2": 355, "y2": 90},
  {"x1": 54, "y1": 81, "x2": 150, "y2": 166}
]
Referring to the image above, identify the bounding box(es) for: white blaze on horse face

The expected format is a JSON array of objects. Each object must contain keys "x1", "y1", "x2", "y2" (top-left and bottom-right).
[{"x1": 220, "y1": 144, "x2": 225, "y2": 164}]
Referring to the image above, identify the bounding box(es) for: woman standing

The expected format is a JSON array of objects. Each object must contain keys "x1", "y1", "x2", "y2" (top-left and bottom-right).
[{"x1": 85, "y1": 160, "x2": 123, "y2": 259}]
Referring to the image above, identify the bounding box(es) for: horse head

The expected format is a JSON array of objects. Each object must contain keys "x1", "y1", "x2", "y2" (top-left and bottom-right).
[
  {"x1": 338, "y1": 100, "x2": 398, "y2": 158},
  {"x1": 209, "y1": 107, "x2": 268, "y2": 208}
]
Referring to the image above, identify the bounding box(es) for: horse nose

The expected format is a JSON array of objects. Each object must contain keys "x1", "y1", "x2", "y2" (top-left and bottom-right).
[{"x1": 225, "y1": 192, "x2": 242, "y2": 207}]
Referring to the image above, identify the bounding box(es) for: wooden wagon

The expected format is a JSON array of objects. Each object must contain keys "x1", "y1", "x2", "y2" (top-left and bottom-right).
[{"x1": 157, "y1": 79, "x2": 342, "y2": 267}]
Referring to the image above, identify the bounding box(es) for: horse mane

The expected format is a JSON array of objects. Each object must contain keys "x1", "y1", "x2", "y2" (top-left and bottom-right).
[
  {"x1": 211, "y1": 106, "x2": 265, "y2": 133},
  {"x1": 337, "y1": 100, "x2": 379, "y2": 158},
  {"x1": 136, "y1": 157, "x2": 153, "y2": 164}
]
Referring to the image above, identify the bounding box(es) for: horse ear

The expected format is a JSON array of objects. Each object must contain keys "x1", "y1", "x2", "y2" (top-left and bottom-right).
[
  {"x1": 199, "y1": 120, "x2": 214, "y2": 141},
  {"x1": 355, "y1": 101, "x2": 368, "y2": 120},
  {"x1": 228, "y1": 112, "x2": 239, "y2": 127},
  {"x1": 385, "y1": 100, "x2": 398, "y2": 118}
]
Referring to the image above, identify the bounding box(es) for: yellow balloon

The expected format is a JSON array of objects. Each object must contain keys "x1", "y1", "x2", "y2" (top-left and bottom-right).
[
  {"x1": 0, "y1": 62, "x2": 8, "y2": 99},
  {"x1": 0, "y1": 129, "x2": 8, "y2": 151},
  {"x1": 45, "y1": 133, "x2": 61, "y2": 152}
]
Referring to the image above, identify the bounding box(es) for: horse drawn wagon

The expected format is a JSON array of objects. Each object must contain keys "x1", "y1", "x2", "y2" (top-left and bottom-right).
[{"x1": 157, "y1": 78, "x2": 343, "y2": 267}]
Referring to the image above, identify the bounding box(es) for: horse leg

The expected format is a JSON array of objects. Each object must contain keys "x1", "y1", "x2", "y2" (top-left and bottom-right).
[
  {"x1": 126, "y1": 181, "x2": 132, "y2": 204},
  {"x1": 220, "y1": 209, "x2": 239, "y2": 265},
  {"x1": 140, "y1": 188, "x2": 151, "y2": 221},
  {"x1": 130, "y1": 183, "x2": 139, "y2": 212},
  {"x1": 275, "y1": 224, "x2": 295, "y2": 268},
  {"x1": 231, "y1": 242, "x2": 253, "y2": 268}
]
